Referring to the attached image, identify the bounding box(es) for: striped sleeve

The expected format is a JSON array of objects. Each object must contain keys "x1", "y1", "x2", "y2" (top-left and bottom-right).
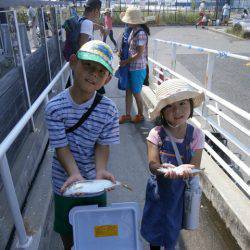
[
  {"x1": 45, "y1": 101, "x2": 68, "y2": 149},
  {"x1": 97, "y1": 103, "x2": 120, "y2": 145}
]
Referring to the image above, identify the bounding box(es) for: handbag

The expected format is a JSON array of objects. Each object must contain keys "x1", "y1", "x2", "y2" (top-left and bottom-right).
[{"x1": 166, "y1": 130, "x2": 202, "y2": 230}]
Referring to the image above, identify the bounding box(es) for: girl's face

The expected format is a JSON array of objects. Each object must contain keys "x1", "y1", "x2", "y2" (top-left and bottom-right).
[{"x1": 162, "y1": 99, "x2": 191, "y2": 127}]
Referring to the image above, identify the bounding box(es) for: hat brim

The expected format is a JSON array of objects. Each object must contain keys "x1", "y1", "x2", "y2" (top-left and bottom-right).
[
  {"x1": 121, "y1": 16, "x2": 146, "y2": 24},
  {"x1": 149, "y1": 91, "x2": 205, "y2": 121},
  {"x1": 77, "y1": 51, "x2": 113, "y2": 75}
]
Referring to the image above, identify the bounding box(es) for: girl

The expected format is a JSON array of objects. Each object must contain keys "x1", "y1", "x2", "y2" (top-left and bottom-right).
[
  {"x1": 140, "y1": 79, "x2": 205, "y2": 250},
  {"x1": 119, "y1": 7, "x2": 150, "y2": 124},
  {"x1": 102, "y1": 8, "x2": 118, "y2": 51}
]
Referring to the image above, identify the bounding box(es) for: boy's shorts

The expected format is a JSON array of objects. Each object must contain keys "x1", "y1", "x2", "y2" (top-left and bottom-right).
[
  {"x1": 128, "y1": 68, "x2": 147, "y2": 94},
  {"x1": 54, "y1": 192, "x2": 107, "y2": 235}
]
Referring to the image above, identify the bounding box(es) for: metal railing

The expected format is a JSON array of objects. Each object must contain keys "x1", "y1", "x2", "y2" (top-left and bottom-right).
[
  {"x1": 143, "y1": 39, "x2": 250, "y2": 197},
  {"x1": 0, "y1": 62, "x2": 70, "y2": 248},
  {"x1": 0, "y1": 6, "x2": 71, "y2": 247}
]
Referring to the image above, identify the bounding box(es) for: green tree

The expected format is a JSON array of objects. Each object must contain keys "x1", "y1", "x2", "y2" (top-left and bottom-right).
[{"x1": 191, "y1": 0, "x2": 196, "y2": 11}]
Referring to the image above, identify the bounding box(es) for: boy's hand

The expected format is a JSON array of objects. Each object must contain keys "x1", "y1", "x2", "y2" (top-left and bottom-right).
[
  {"x1": 96, "y1": 170, "x2": 116, "y2": 191},
  {"x1": 96, "y1": 170, "x2": 115, "y2": 183},
  {"x1": 60, "y1": 173, "x2": 84, "y2": 194}
]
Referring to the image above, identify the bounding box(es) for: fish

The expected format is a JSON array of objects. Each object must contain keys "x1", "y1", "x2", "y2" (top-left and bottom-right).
[
  {"x1": 63, "y1": 179, "x2": 132, "y2": 197},
  {"x1": 158, "y1": 166, "x2": 204, "y2": 175}
]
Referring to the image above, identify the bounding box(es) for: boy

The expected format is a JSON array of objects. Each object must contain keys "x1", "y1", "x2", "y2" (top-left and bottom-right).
[
  {"x1": 79, "y1": 0, "x2": 106, "y2": 93},
  {"x1": 45, "y1": 40, "x2": 119, "y2": 250}
]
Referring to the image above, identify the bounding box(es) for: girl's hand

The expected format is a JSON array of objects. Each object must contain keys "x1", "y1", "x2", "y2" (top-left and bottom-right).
[
  {"x1": 163, "y1": 169, "x2": 180, "y2": 179},
  {"x1": 161, "y1": 163, "x2": 176, "y2": 169},
  {"x1": 96, "y1": 170, "x2": 116, "y2": 191},
  {"x1": 60, "y1": 173, "x2": 84, "y2": 194},
  {"x1": 178, "y1": 164, "x2": 195, "y2": 178},
  {"x1": 119, "y1": 60, "x2": 128, "y2": 67},
  {"x1": 162, "y1": 164, "x2": 195, "y2": 179}
]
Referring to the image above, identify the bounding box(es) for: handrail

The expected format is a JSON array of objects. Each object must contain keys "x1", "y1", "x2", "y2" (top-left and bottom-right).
[
  {"x1": 154, "y1": 39, "x2": 250, "y2": 61},
  {"x1": 0, "y1": 62, "x2": 70, "y2": 248},
  {"x1": 0, "y1": 62, "x2": 69, "y2": 159},
  {"x1": 149, "y1": 58, "x2": 249, "y2": 121}
]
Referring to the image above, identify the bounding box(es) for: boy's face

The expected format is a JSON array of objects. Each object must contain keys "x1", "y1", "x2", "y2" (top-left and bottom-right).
[
  {"x1": 71, "y1": 56, "x2": 111, "y2": 93},
  {"x1": 93, "y1": 8, "x2": 101, "y2": 20}
]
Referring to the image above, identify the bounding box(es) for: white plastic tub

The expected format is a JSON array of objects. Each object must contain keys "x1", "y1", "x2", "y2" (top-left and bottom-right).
[{"x1": 69, "y1": 202, "x2": 142, "y2": 250}]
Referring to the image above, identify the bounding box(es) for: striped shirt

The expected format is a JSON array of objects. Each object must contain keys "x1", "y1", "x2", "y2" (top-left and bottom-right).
[{"x1": 45, "y1": 89, "x2": 120, "y2": 195}]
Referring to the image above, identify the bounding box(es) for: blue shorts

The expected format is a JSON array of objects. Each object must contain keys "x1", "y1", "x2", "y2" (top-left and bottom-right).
[{"x1": 128, "y1": 69, "x2": 146, "y2": 94}]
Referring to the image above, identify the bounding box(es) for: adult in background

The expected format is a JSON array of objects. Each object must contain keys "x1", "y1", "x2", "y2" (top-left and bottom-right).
[
  {"x1": 119, "y1": 7, "x2": 150, "y2": 124},
  {"x1": 79, "y1": 0, "x2": 104, "y2": 46},
  {"x1": 198, "y1": 0, "x2": 206, "y2": 18},
  {"x1": 241, "y1": 9, "x2": 249, "y2": 19},
  {"x1": 102, "y1": 8, "x2": 118, "y2": 52},
  {"x1": 27, "y1": 5, "x2": 39, "y2": 48},
  {"x1": 222, "y1": 2, "x2": 230, "y2": 26}
]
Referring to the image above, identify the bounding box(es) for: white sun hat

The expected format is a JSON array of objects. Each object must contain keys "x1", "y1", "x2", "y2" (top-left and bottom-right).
[
  {"x1": 148, "y1": 78, "x2": 205, "y2": 121},
  {"x1": 120, "y1": 6, "x2": 146, "y2": 24}
]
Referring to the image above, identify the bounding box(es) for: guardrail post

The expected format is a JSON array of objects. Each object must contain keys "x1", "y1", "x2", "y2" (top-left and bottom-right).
[
  {"x1": 171, "y1": 43, "x2": 177, "y2": 71},
  {"x1": 37, "y1": 7, "x2": 52, "y2": 81},
  {"x1": 205, "y1": 53, "x2": 215, "y2": 90},
  {"x1": 5, "y1": 10, "x2": 16, "y2": 66},
  {"x1": 50, "y1": 6, "x2": 63, "y2": 68},
  {"x1": 153, "y1": 39, "x2": 157, "y2": 61},
  {"x1": 0, "y1": 154, "x2": 32, "y2": 248},
  {"x1": 12, "y1": 10, "x2": 35, "y2": 131},
  {"x1": 205, "y1": 52, "x2": 221, "y2": 125}
]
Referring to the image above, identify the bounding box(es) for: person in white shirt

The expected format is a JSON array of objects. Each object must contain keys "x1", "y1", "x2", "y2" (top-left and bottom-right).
[
  {"x1": 222, "y1": 2, "x2": 230, "y2": 25},
  {"x1": 199, "y1": 0, "x2": 206, "y2": 16},
  {"x1": 27, "y1": 5, "x2": 39, "y2": 48},
  {"x1": 79, "y1": 0, "x2": 104, "y2": 46}
]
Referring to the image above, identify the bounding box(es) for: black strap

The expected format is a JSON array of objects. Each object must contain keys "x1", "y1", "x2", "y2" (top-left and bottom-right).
[{"x1": 66, "y1": 93, "x2": 103, "y2": 134}]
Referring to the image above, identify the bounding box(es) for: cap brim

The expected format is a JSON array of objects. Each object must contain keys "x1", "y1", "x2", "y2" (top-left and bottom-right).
[{"x1": 77, "y1": 51, "x2": 113, "y2": 75}]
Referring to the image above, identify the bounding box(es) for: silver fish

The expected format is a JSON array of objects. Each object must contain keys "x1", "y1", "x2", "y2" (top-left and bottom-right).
[
  {"x1": 63, "y1": 179, "x2": 132, "y2": 197},
  {"x1": 158, "y1": 167, "x2": 204, "y2": 175}
]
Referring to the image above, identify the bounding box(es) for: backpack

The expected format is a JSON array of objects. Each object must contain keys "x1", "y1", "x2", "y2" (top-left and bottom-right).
[{"x1": 62, "y1": 16, "x2": 87, "y2": 61}]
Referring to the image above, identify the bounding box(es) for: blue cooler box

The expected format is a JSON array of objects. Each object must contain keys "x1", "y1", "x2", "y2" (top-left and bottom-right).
[{"x1": 69, "y1": 202, "x2": 142, "y2": 250}]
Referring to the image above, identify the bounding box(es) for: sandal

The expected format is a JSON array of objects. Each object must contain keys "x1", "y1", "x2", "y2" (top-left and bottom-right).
[
  {"x1": 119, "y1": 114, "x2": 131, "y2": 124},
  {"x1": 131, "y1": 114, "x2": 144, "y2": 123}
]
